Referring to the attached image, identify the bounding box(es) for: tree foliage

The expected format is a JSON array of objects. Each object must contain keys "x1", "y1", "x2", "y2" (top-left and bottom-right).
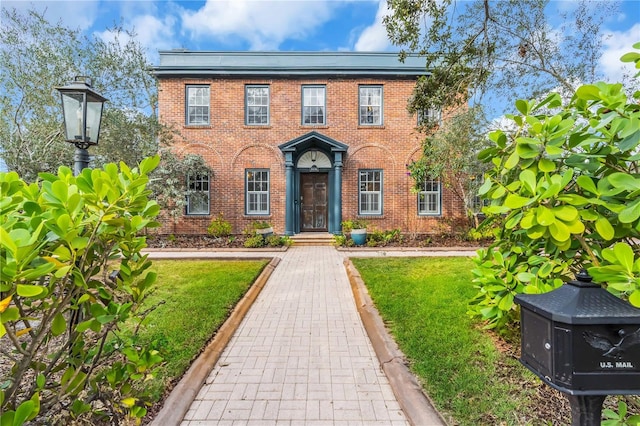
[
  {"x1": 0, "y1": 7, "x2": 161, "y2": 182},
  {"x1": 384, "y1": 0, "x2": 616, "y2": 116},
  {"x1": 1, "y1": 157, "x2": 162, "y2": 424},
  {"x1": 469, "y1": 45, "x2": 640, "y2": 331},
  {"x1": 407, "y1": 106, "x2": 491, "y2": 218}
]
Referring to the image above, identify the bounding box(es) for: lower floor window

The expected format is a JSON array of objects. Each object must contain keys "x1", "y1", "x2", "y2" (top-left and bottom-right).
[
  {"x1": 418, "y1": 179, "x2": 441, "y2": 215},
  {"x1": 359, "y1": 170, "x2": 382, "y2": 215},
  {"x1": 246, "y1": 169, "x2": 270, "y2": 214},
  {"x1": 186, "y1": 173, "x2": 210, "y2": 215}
]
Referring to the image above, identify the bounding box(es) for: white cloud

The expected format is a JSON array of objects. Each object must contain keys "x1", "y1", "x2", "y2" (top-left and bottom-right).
[
  {"x1": 600, "y1": 23, "x2": 640, "y2": 82},
  {"x1": 130, "y1": 14, "x2": 177, "y2": 51},
  {"x1": 354, "y1": 0, "x2": 390, "y2": 51},
  {"x1": 180, "y1": 0, "x2": 335, "y2": 50}
]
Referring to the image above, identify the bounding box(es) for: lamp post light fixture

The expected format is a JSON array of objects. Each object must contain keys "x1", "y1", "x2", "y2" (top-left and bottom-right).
[{"x1": 56, "y1": 76, "x2": 108, "y2": 175}]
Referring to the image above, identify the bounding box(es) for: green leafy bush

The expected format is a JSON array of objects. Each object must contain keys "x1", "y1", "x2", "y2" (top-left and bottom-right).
[
  {"x1": 244, "y1": 235, "x2": 266, "y2": 248},
  {"x1": 1, "y1": 157, "x2": 162, "y2": 424},
  {"x1": 470, "y1": 69, "x2": 640, "y2": 330},
  {"x1": 207, "y1": 213, "x2": 232, "y2": 237},
  {"x1": 340, "y1": 218, "x2": 368, "y2": 233}
]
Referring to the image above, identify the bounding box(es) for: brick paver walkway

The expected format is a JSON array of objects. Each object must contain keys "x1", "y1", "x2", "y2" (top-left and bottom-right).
[{"x1": 180, "y1": 246, "x2": 408, "y2": 425}]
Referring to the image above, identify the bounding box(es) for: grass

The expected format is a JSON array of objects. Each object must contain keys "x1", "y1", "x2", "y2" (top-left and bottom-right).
[
  {"x1": 351, "y1": 257, "x2": 538, "y2": 426},
  {"x1": 128, "y1": 259, "x2": 269, "y2": 401}
]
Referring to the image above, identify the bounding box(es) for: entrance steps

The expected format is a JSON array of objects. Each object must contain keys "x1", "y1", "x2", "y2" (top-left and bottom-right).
[{"x1": 290, "y1": 232, "x2": 336, "y2": 246}]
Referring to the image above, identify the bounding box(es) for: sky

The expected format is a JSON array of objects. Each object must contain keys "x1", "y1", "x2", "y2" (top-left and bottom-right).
[
  {"x1": 4, "y1": 0, "x2": 639, "y2": 68},
  {"x1": 2, "y1": 0, "x2": 640, "y2": 115}
]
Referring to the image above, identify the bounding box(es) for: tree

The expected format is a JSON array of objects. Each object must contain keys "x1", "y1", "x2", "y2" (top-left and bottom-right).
[
  {"x1": 0, "y1": 7, "x2": 161, "y2": 182},
  {"x1": 407, "y1": 106, "x2": 490, "y2": 221},
  {"x1": 384, "y1": 0, "x2": 617, "y2": 117}
]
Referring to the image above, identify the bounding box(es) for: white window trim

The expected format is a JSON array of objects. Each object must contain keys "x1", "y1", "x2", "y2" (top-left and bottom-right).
[
  {"x1": 246, "y1": 169, "x2": 270, "y2": 215},
  {"x1": 245, "y1": 85, "x2": 270, "y2": 125},
  {"x1": 358, "y1": 169, "x2": 383, "y2": 215},
  {"x1": 186, "y1": 85, "x2": 210, "y2": 126},
  {"x1": 359, "y1": 86, "x2": 383, "y2": 126},
  {"x1": 186, "y1": 173, "x2": 210, "y2": 215},
  {"x1": 418, "y1": 179, "x2": 441, "y2": 216},
  {"x1": 302, "y1": 85, "x2": 326, "y2": 125}
]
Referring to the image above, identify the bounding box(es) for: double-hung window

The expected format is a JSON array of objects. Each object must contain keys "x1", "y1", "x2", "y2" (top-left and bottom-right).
[
  {"x1": 358, "y1": 170, "x2": 383, "y2": 215},
  {"x1": 417, "y1": 107, "x2": 442, "y2": 126},
  {"x1": 418, "y1": 179, "x2": 441, "y2": 215},
  {"x1": 246, "y1": 169, "x2": 269, "y2": 215},
  {"x1": 245, "y1": 85, "x2": 270, "y2": 125},
  {"x1": 186, "y1": 85, "x2": 210, "y2": 125},
  {"x1": 302, "y1": 85, "x2": 326, "y2": 125},
  {"x1": 359, "y1": 86, "x2": 383, "y2": 125},
  {"x1": 186, "y1": 173, "x2": 210, "y2": 215}
]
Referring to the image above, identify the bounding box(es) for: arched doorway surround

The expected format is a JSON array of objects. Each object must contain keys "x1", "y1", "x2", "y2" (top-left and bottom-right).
[{"x1": 278, "y1": 131, "x2": 348, "y2": 235}]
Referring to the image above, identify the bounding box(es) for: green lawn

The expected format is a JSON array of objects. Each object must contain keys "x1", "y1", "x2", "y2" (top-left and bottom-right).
[
  {"x1": 351, "y1": 257, "x2": 540, "y2": 425},
  {"x1": 130, "y1": 259, "x2": 269, "y2": 401}
]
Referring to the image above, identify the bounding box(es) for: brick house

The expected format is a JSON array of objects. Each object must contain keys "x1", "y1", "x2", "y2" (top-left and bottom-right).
[{"x1": 153, "y1": 51, "x2": 467, "y2": 236}]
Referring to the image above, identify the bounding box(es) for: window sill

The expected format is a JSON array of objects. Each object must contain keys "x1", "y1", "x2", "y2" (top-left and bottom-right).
[
  {"x1": 184, "y1": 213, "x2": 210, "y2": 217},
  {"x1": 184, "y1": 125, "x2": 212, "y2": 129},
  {"x1": 357, "y1": 125, "x2": 385, "y2": 129},
  {"x1": 301, "y1": 124, "x2": 328, "y2": 128},
  {"x1": 417, "y1": 213, "x2": 442, "y2": 217},
  {"x1": 357, "y1": 215, "x2": 384, "y2": 219},
  {"x1": 243, "y1": 214, "x2": 271, "y2": 219},
  {"x1": 243, "y1": 125, "x2": 272, "y2": 129}
]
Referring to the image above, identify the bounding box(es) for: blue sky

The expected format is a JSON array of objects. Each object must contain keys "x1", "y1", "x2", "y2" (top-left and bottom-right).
[
  {"x1": 3, "y1": 0, "x2": 640, "y2": 111},
  {"x1": 5, "y1": 1, "x2": 639, "y2": 76}
]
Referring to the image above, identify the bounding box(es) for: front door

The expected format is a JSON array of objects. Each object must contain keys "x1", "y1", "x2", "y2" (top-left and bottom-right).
[{"x1": 300, "y1": 173, "x2": 328, "y2": 231}]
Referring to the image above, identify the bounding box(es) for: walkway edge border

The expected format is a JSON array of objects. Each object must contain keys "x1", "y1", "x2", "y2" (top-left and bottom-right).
[
  {"x1": 150, "y1": 257, "x2": 281, "y2": 426},
  {"x1": 344, "y1": 258, "x2": 448, "y2": 426}
]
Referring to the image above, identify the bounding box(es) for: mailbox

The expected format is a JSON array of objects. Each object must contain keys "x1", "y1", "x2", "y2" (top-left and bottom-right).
[{"x1": 514, "y1": 270, "x2": 640, "y2": 396}]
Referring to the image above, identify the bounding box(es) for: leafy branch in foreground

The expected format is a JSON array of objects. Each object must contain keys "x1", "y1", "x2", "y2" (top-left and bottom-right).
[
  {"x1": 1, "y1": 156, "x2": 162, "y2": 425},
  {"x1": 469, "y1": 44, "x2": 640, "y2": 331}
]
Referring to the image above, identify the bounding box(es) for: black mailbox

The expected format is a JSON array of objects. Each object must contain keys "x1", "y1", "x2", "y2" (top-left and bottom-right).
[{"x1": 514, "y1": 270, "x2": 640, "y2": 396}]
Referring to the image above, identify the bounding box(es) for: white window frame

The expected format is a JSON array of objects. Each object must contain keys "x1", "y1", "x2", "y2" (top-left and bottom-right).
[
  {"x1": 417, "y1": 107, "x2": 442, "y2": 126},
  {"x1": 245, "y1": 85, "x2": 270, "y2": 125},
  {"x1": 246, "y1": 169, "x2": 270, "y2": 215},
  {"x1": 358, "y1": 170, "x2": 383, "y2": 215},
  {"x1": 186, "y1": 173, "x2": 210, "y2": 215},
  {"x1": 418, "y1": 178, "x2": 441, "y2": 216},
  {"x1": 186, "y1": 85, "x2": 210, "y2": 125},
  {"x1": 302, "y1": 85, "x2": 326, "y2": 125},
  {"x1": 359, "y1": 86, "x2": 383, "y2": 125}
]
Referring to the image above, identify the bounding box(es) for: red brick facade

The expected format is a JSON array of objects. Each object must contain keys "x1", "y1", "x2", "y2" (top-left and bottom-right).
[{"x1": 154, "y1": 53, "x2": 467, "y2": 235}]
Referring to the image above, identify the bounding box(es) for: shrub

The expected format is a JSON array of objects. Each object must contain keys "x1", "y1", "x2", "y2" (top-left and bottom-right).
[
  {"x1": 470, "y1": 67, "x2": 640, "y2": 331},
  {"x1": 341, "y1": 219, "x2": 368, "y2": 233},
  {"x1": 207, "y1": 213, "x2": 232, "y2": 237},
  {"x1": 0, "y1": 157, "x2": 163, "y2": 425},
  {"x1": 244, "y1": 235, "x2": 266, "y2": 248}
]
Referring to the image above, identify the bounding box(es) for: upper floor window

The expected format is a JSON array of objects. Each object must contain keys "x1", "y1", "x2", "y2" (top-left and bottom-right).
[
  {"x1": 359, "y1": 170, "x2": 383, "y2": 215},
  {"x1": 359, "y1": 86, "x2": 383, "y2": 125},
  {"x1": 246, "y1": 169, "x2": 270, "y2": 215},
  {"x1": 186, "y1": 172, "x2": 210, "y2": 215},
  {"x1": 417, "y1": 107, "x2": 442, "y2": 126},
  {"x1": 418, "y1": 178, "x2": 441, "y2": 215},
  {"x1": 186, "y1": 85, "x2": 210, "y2": 125},
  {"x1": 246, "y1": 85, "x2": 270, "y2": 125},
  {"x1": 302, "y1": 85, "x2": 326, "y2": 125}
]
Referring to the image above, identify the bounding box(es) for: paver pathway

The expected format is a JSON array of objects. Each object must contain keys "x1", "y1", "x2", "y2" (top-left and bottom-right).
[{"x1": 180, "y1": 246, "x2": 408, "y2": 425}]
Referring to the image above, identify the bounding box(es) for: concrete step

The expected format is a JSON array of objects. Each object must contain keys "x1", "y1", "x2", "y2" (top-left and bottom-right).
[{"x1": 290, "y1": 232, "x2": 336, "y2": 246}]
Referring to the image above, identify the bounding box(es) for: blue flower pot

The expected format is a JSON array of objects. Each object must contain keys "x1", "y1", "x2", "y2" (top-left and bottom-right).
[{"x1": 351, "y1": 229, "x2": 367, "y2": 246}]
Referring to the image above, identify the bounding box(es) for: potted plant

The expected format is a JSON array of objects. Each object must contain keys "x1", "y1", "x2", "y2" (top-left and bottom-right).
[
  {"x1": 254, "y1": 220, "x2": 273, "y2": 238},
  {"x1": 342, "y1": 219, "x2": 368, "y2": 246}
]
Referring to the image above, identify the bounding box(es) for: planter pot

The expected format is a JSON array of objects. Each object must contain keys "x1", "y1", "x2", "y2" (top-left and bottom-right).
[
  {"x1": 351, "y1": 228, "x2": 367, "y2": 246},
  {"x1": 256, "y1": 227, "x2": 273, "y2": 238}
]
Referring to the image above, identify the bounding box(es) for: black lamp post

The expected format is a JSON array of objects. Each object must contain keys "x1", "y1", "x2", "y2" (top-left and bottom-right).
[{"x1": 56, "y1": 76, "x2": 107, "y2": 175}]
